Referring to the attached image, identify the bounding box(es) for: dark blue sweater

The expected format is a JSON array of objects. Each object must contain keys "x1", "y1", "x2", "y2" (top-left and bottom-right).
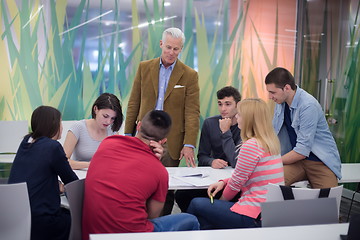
[
  {"x1": 8, "y1": 135, "x2": 78, "y2": 217},
  {"x1": 197, "y1": 115, "x2": 241, "y2": 167}
]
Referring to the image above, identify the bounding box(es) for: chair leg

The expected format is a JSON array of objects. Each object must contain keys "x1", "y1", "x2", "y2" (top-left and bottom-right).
[{"x1": 346, "y1": 183, "x2": 360, "y2": 222}]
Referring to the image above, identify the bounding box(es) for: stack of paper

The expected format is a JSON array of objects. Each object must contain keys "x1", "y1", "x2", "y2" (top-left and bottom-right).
[{"x1": 171, "y1": 168, "x2": 213, "y2": 187}]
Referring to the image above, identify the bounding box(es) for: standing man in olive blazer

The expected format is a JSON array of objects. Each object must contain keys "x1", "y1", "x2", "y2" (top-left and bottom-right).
[{"x1": 125, "y1": 27, "x2": 200, "y2": 215}]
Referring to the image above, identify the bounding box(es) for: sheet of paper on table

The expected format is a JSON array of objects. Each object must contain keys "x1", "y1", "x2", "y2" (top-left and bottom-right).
[
  {"x1": 172, "y1": 175, "x2": 215, "y2": 187},
  {"x1": 168, "y1": 167, "x2": 233, "y2": 188},
  {"x1": 172, "y1": 167, "x2": 210, "y2": 178}
]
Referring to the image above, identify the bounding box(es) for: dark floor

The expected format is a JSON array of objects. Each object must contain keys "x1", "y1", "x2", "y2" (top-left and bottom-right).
[{"x1": 340, "y1": 196, "x2": 360, "y2": 223}]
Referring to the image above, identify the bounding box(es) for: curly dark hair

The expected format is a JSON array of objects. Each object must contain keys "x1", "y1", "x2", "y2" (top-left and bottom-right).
[{"x1": 216, "y1": 86, "x2": 241, "y2": 103}]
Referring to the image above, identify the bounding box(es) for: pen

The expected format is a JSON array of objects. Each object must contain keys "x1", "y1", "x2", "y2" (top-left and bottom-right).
[{"x1": 210, "y1": 195, "x2": 214, "y2": 204}]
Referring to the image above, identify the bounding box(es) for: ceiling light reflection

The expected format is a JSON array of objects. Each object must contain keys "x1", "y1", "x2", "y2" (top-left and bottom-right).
[
  {"x1": 23, "y1": 5, "x2": 43, "y2": 29},
  {"x1": 59, "y1": 10, "x2": 113, "y2": 36},
  {"x1": 90, "y1": 15, "x2": 177, "y2": 40}
]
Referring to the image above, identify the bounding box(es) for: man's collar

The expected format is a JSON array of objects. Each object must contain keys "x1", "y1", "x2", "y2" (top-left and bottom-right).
[
  {"x1": 289, "y1": 85, "x2": 300, "y2": 109},
  {"x1": 159, "y1": 58, "x2": 177, "y2": 69}
]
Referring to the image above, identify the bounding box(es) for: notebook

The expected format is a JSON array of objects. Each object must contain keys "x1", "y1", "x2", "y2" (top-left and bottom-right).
[{"x1": 261, "y1": 197, "x2": 339, "y2": 227}]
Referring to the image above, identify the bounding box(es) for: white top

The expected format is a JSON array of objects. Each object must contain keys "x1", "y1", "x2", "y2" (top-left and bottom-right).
[
  {"x1": 89, "y1": 223, "x2": 349, "y2": 240},
  {"x1": 69, "y1": 120, "x2": 115, "y2": 162}
]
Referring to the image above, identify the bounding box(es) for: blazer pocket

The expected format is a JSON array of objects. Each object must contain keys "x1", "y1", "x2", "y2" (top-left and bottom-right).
[{"x1": 171, "y1": 87, "x2": 186, "y2": 100}]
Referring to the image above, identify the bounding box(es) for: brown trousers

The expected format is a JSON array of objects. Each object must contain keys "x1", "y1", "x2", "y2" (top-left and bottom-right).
[{"x1": 284, "y1": 159, "x2": 338, "y2": 188}]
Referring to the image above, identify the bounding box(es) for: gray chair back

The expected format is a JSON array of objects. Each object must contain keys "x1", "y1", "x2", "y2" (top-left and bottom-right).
[
  {"x1": 65, "y1": 178, "x2": 85, "y2": 240},
  {"x1": 0, "y1": 182, "x2": 31, "y2": 240}
]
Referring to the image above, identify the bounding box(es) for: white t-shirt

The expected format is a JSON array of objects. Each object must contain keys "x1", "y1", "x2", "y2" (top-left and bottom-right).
[{"x1": 69, "y1": 120, "x2": 115, "y2": 161}]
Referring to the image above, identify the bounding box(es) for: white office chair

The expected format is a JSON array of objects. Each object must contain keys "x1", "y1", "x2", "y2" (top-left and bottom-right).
[
  {"x1": 265, "y1": 183, "x2": 343, "y2": 217},
  {"x1": 0, "y1": 182, "x2": 31, "y2": 240},
  {"x1": 65, "y1": 179, "x2": 85, "y2": 240},
  {"x1": 0, "y1": 120, "x2": 28, "y2": 153}
]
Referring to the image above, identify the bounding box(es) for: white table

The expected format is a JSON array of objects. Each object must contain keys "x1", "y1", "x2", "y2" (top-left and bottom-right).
[
  {"x1": 292, "y1": 163, "x2": 360, "y2": 187},
  {"x1": 339, "y1": 163, "x2": 360, "y2": 183},
  {"x1": 74, "y1": 167, "x2": 234, "y2": 190},
  {"x1": 89, "y1": 223, "x2": 349, "y2": 240},
  {"x1": 0, "y1": 154, "x2": 15, "y2": 163},
  {"x1": 74, "y1": 164, "x2": 360, "y2": 189},
  {"x1": 62, "y1": 167, "x2": 231, "y2": 209},
  {"x1": 64, "y1": 167, "x2": 232, "y2": 208},
  {"x1": 3, "y1": 154, "x2": 360, "y2": 185},
  {"x1": 73, "y1": 169, "x2": 87, "y2": 179}
]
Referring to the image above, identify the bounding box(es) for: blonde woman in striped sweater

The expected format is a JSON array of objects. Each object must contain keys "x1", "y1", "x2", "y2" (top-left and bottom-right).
[{"x1": 187, "y1": 98, "x2": 284, "y2": 229}]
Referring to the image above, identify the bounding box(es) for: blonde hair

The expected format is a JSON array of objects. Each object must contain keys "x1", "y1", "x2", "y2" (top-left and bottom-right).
[{"x1": 238, "y1": 98, "x2": 280, "y2": 155}]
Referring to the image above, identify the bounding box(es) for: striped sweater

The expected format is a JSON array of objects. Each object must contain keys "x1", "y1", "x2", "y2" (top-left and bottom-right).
[{"x1": 222, "y1": 138, "x2": 284, "y2": 219}]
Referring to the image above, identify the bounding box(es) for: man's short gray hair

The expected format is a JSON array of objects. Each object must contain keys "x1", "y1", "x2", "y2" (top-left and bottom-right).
[{"x1": 162, "y1": 27, "x2": 185, "y2": 47}]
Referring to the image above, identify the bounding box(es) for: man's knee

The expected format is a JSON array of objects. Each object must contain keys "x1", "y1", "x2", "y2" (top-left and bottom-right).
[
  {"x1": 304, "y1": 160, "x2": 338, "y2": 188},
  {"x1": 284, "y1": 171, "x2": 300, "y2": 186},
  {"x1": 283, "y1": 162, "x2": 306, "y2": 186},
  {"x1": 309, "y1": 173, "x2": 338, "y2": 189}
]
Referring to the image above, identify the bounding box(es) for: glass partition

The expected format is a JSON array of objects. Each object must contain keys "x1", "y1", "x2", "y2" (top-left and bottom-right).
[{"x1": 296, "y1": 0, "x2": 360, "y2": 166}]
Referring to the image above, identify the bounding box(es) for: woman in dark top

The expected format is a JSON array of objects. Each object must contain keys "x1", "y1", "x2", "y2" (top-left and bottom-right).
[{"x1": 8, "y1": 106, "x2": 78, "y2": 240}]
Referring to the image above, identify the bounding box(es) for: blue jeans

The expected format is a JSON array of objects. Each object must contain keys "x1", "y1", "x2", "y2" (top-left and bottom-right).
[
  {"x1": 150, "y1": 213, "x2": 199, "y2": 232},
  {"x1": 187, "y1": 197, "x2": 260, "y2": 230}
]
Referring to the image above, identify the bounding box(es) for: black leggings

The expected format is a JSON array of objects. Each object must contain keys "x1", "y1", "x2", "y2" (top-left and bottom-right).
[{"x1": 31, "y1": 208, "x2": 71, "y2": 240}]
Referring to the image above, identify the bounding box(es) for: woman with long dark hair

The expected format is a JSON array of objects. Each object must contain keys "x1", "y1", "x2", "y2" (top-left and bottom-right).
[{"x1": 9, "y1": 105, "x2": 78, "y2": 240}]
